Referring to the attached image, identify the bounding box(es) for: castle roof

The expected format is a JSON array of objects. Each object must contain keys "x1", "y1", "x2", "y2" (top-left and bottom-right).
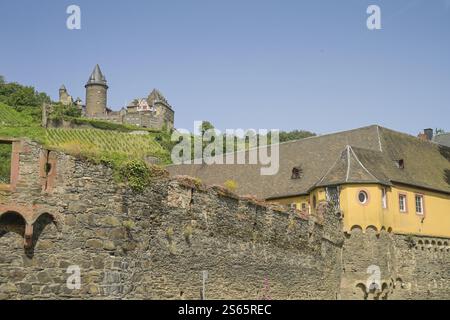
[
  {"x1": 148, "y1": 89, "x2": 172, "y2": 109},
  {"x1": 167, "y1": 125, "x2": 450, "y2": 198},
  {"x1": 315, "y1": 145, "x2": 391, "y2": 188},
  {"x1": 85, "y1": 64, "x2": 108, "y2": 87},
  {"x1": 60, "y1": 85, "x2": 66, "y2": 90}
]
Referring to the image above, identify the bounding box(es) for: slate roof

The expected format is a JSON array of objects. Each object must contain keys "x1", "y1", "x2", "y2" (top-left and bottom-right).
[
  {"x1": 315, "y1": 146, "x2": 391, "y2": 188},
  {"x1": 148, "y1": 89, "x2": 171, "y2": 108},
  {"x1": 167, "y1": 125, "x2": 450, "y2": 198},
  {"x1": 85, "y1": 64, "x2": 108, "y2": 87}
]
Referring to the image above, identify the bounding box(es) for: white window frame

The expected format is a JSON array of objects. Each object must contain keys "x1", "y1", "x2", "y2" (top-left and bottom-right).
[
  {"x1": 382, "y1": 188, "x2": 387, "y2": 209},
  {"x1": 358, "y1": 190, "x2": 369, "y2": 205},
  {"x1": 415, "y1": 195, "x2": 424, "y2": 215},
  {"x1": 399, "y1": 194, "x2": 407, "y2": 213}
]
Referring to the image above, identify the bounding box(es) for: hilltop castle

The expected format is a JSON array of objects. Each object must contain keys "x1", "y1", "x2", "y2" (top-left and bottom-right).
[{"x1": 59, "y1": 65, "x2": 175, "y2": 130}]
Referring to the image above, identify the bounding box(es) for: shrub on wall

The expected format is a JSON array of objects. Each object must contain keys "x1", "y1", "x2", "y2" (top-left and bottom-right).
[
  {"x1": 224, "y1": 179, "x2": 238, "y2": 192},
  {"x1": 118, "y1": 160, "x2": 151, "y2": 192}
]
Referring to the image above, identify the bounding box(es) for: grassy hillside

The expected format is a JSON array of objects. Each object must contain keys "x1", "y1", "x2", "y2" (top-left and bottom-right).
[
  {"x1": 46, "y1": 128, "x2": 171, "y2": 164},
  {"x1": 0, "y1": 103, "x2": 172, "y2": 166},
  {"x1": 0, "y1": 78, "x2": 171, "y2": 190},
  {"x1": 0, "y1": 142, "x2": 12, "y2": 184},
  {"x1": 0, "y1": 102, "x2": 36, "y2": 127}
]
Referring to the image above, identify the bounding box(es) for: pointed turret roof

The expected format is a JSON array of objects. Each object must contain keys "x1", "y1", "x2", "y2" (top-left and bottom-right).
[
  {"x1": 315, "y1": 145, "x2": 390, "y2": 187},
  {"x1": 148, "y1": 89, "x2": 165, "y2": 102},
  {"x1": 85, "y1": 64, "x2": 108, "y2": 87},
  {"x1": 60, "y1": 85, "x2": 67, "y2": 91}
]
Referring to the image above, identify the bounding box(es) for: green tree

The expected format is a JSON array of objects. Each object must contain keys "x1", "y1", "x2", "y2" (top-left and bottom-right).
[
  {"x1": 49, "y1": 103, "x2": 82, "y2": 120},
  {"x1": 279, "y1": 130, "x2": 316, "y2": 143},
  {"x1": 0, "y1": 143, "x2": 12, "y2": 184},
  {"x1": 0, "y1": 79, "x2": 50, "y2": 108},
  {"x1": 200, "y1": 121, "x2": 215, "y2": 136}
]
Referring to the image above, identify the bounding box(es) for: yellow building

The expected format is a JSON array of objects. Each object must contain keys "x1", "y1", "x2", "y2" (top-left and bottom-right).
[{"x1": 168, "y1": 125, "x2": 450, "y2": 238}]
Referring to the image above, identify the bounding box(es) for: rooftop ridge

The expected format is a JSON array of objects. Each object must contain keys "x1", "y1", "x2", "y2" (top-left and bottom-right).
[{"x1": 167, "y1": 125, "x2": 383, "y2": 167}]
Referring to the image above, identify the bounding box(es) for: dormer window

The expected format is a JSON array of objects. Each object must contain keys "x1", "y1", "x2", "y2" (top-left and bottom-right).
[
  {"x1": 291, "y1": 166, "x2": 303, "y2": 179},
  {"x1": 395, "y1": 159, "x2": 405, "y2": 169}
]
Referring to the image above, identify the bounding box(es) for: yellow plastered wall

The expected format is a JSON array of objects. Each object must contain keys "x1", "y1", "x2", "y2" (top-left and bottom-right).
[
  {"x1": 340, "y1": 184, "x2": 391, "y2": 232},
  {"x1": 340, "y1": 184, "x2": 450, "y2": 238},
  {"x1": 270, "y1": 195, "x2": 310, "y2": 210},
  {"x1": 310, "y1": 188, "x2": 327, "y2": 213},
  {"x1": 390, "y1": 185, "x2": 450, "y2": 238},
  {"x1": 269, "y1": 188, "x2": 327, "y2": 213}
]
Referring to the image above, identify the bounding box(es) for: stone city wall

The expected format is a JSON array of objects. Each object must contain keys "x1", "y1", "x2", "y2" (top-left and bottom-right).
[
  {"x1": 340, "y1": 226, "x2": 450, "y2": 300},
  {"x1": 0, "y1": 140, "x2": 343, "y2": 299}
]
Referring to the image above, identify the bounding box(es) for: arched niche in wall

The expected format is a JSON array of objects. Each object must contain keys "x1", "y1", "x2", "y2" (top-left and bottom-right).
[
  {"x1": 355, "y1": 283, "x2": 368, "y2": 300},
  {"x1": 0, "y1": 210, "x2": 58, "y2": 255},
  {"x1": 0, "y1": 211, "x2": 26, "y2": 240}
]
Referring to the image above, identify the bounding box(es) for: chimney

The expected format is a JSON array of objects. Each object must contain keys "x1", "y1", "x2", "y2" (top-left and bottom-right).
[{"x1": 424, "y1": 128, "x2": 433, "y2": 141}]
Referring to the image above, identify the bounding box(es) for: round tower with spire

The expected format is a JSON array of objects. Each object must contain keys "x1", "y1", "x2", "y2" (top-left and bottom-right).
[{"x1": 85, "y1": 64, "x2": 108, "y2": 117}]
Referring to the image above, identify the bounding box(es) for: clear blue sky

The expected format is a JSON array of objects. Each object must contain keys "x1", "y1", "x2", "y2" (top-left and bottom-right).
[{"x1": 1, "y1": 0, "x2": 449, "y2": 135}]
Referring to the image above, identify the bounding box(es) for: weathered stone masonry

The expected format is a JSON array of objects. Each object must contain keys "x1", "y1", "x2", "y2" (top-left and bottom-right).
[
  {"x1": 0, "y1": 139, "x2": 449, "y2": 299},
  {"x1": 341, "y1": 228, "x2": 450, "y2": 300},
  {"x1": 0, "y1": 139, "x2": 343, "y2": 299}
]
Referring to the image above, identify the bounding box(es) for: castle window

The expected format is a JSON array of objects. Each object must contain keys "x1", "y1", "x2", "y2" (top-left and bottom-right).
[
  {"x1": 399, "y1": 194, "x2": 407, "y2": 213},
  {"x1": 291, "y1": 166, "x2": 303, "y2": 179},
  {"x1": 0, "y1": 142, "x2": 12, "y2": 185},
  {"x1": 358, "y1": 190, "x2": 369, "y2": 205},
  {"x1": 415, "y1": 195, "x2": 424, "y2": 215},
  {"x1": 301, "y1": 203, "x2": 307, "y2": 210},
  {"x1": 290, "y1": 203, "x2": 297, "y2": 210}
]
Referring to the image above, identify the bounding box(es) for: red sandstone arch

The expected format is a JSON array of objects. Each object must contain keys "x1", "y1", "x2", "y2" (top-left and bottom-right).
[
  {"x1": 0, "y1": 205, "x2": 57, "y2": 224},
  {"x1": 0, "y1": 211, "x2": 26, "y2": 233},
  {"x1": 0, "y1": 211, "x2": 29, "y2": 246},
  {"x1": 0, "y1": 206, "x2": 57, "y2": 249}
]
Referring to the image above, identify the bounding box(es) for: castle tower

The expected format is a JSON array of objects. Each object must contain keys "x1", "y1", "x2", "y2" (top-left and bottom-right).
[
  {"x1": 59, "y1": 85, "x2": 73, "y2": 105},
  {"x1": 85, "y1": 64, "x2": 108, "y2": 117},
  {"x1": 147, "y1": 89, "x2": 175, "y2": 130}
]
